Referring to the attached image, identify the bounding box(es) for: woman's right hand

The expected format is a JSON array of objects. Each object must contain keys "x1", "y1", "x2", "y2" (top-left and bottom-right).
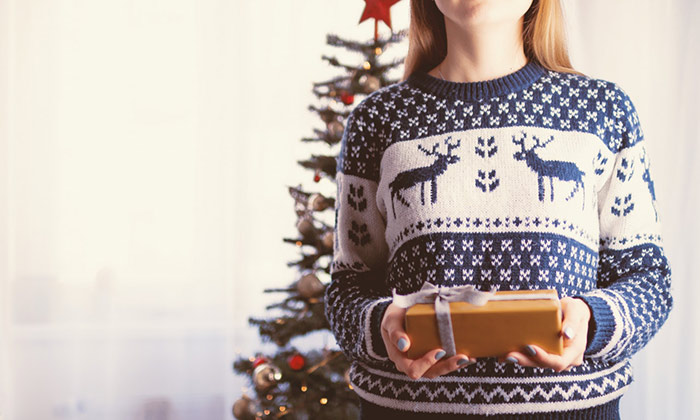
[{"x1": 380, "y1": 302, "x2": 476, "y2": 380}]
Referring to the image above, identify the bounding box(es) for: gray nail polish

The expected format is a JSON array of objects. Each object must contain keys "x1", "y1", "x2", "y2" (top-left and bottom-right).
[
  {"x1": 397, "y1": 338, "x2": 408, "y2": 351},
  {"x1": 435, "y1": 350, "x2": 446, "y2": 360},
  {"x1": 525, "y1": 345, "x2": 537, "y2": 356},
  {"x1": 505, "y1": 356, "x2": 519, "y2": 364},
  {"x1": 457, "y1": 357, "x2": 470, "y2": 366},
  {"x1": 563, "y1": 327, "x2": 575, "y2": 340}
]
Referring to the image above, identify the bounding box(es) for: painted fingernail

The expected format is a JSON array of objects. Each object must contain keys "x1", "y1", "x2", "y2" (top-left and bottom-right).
[
  {"x1": 563, "y1": 327, "x2": 575, "y2": 340},
  {"x1": 457, "y1": 357, "x2": 471, "y2": 366},
  {"x1": 505, "y1": 356, "x2": 519, "y2": 364},
  {"x1": 397, "y1": 338, "x2": 408, "y2": 351},
  {"x1": 435, "y1": 350, "x2": 446, "y2": 360},
  {"x1": 524, "y1": 345, "x2": 537, "y2": 357}
]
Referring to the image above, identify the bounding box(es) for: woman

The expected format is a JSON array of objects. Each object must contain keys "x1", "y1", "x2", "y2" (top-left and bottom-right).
[{"x1": 324, "y1": 0, "x2": 673, "y2": 418}]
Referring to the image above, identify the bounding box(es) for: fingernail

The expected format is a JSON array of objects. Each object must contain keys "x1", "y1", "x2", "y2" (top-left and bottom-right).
[
  {"x1": 457, "y1": 357, "x2": 470, "y2": 366},
  {"x1": 397, "y1": 338, "x2": 408, "y2": 351},
  {"x1": 505, "y1": 356, "x2": 519, "y2": 364},
  {"x1": 524, "y1": 345, "x2": 537, "y2": 357},
  {"x1": 563, "y1": 327, "x2": 575, "y2": 340},
  {"x1": 435, "y1": 350, "x2": 446, "y2": 360}
]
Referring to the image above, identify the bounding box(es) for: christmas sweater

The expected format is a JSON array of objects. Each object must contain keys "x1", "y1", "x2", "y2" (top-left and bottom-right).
[{"x1": 324, "y1": 60, "x2": 674, "y2": 416}]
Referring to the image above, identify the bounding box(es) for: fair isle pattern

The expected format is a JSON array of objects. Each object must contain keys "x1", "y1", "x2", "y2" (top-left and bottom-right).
[
  {"x1": 349, "y1": 359, "x2": 632, "y2": 415},
  {"x1": 324, "y1": 61, "x2": 673, "y2": 416}
]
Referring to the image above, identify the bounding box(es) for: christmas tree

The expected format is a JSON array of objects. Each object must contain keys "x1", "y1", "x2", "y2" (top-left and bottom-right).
[{"x1": 232, "y1": 2, "x2": 406, "y2": 419}]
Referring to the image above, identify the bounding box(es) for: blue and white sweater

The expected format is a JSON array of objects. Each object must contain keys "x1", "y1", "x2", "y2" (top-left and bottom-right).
[{"x1": 324, "y1": 60, "x2": 673, "y2": 416}]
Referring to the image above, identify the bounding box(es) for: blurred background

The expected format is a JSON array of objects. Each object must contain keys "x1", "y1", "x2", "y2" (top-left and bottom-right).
[{"x1": 0, "y1": 0, "x2": 698, "y2": 419}]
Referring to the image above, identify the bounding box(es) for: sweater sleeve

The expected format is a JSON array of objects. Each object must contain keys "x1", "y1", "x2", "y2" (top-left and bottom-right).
[
  {"x1": 575, "y1": 88, "x2": 674, "y2": 363},
  {"x1": 324, "y1": 102, "x2": 393, "y2": 366}
]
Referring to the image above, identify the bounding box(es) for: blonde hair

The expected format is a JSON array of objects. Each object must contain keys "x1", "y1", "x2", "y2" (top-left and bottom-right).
[{"x1": 402, "y1": 0, "x2": 582, "y2": 81}]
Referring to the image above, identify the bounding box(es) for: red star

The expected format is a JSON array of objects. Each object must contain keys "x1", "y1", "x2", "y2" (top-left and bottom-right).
[{"x1": 359, "y1": 0, "x2": 402, "y2": 31}]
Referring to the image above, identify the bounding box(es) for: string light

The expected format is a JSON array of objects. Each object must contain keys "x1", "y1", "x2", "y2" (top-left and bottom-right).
[
  {"x1": 266, "y1": 394, "x2": 273, "y2": 400},
  {"x1": 300, "y1": 385, "x2": 307, "y2": 392},
  {"x1": 279, "y1": 406, "x2": 286, "y2": 412},
  {"x1": 320, "y1": 397, "x2": 328, "y2": 405},
  {"x1": 295, "y1": 241, "x2": 302, "y2": 247},
  {"x1": 363, "y1": 61, "x2": 371, "y2": 70},
  {"x1": 374, "y1": 47, "x2": 382, "y2": 55},
  {"x1": 264, "y1": 409, "x2": 270, "y2": 415}
]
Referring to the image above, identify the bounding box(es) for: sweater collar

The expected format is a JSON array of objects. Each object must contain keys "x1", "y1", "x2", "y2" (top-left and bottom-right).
[{"x1": 407, "y1": 60, "x2": 547, "y2": 101}]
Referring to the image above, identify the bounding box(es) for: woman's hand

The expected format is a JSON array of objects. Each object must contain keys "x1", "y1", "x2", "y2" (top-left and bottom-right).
[
  {"x1": 499, "y1": 297, "x2": 592, "y2": 372},
  {"x1": 381, "y1": 302, "x2": 476, "y2": 379}
]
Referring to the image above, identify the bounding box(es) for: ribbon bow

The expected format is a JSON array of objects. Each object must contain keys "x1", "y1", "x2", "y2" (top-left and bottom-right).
[{"x1": 392, "y1": 282, "x2": 497, "y2": 357}]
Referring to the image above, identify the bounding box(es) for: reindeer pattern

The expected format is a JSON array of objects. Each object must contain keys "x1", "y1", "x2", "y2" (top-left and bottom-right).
[
  {"x1": 388, "y1": 136, "x2": 461, "y2": 219},
  {"x1": 511, "y1": 131, "x2": 586, "y2": 209},
  {"x1": 382, "y1": 130, "x2": 600, "y2": 220}
]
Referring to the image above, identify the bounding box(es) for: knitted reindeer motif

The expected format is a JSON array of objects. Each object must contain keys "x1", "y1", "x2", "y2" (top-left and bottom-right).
[
  {"x1": 512, "y1": 132, "x2": 585, "y2": 209},
  {"x1": 640, "y1": 149, "x2": 658, "y2": 221},
  {"x1": 389, "y1": 136, "x2": 461, "y2": 218}
]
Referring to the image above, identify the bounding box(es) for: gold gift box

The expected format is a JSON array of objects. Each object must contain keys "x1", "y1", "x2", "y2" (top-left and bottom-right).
[{"x1": 405, "y1": 289, "x2": 563, "y2": 359}]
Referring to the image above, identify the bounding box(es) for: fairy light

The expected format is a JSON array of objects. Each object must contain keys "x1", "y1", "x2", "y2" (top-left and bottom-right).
[
  {"x1": 363, "y1": 61, "x2": 371, "y2": 70},
  {"x1": 300, "y1": 385, "x2": 307, "y2": 392},
  {"x1": 374, "y1": 47, "x2": 382, "y2": 55},
  {"x1": 295, "y1": 241, "x2": 302, "y2": 247},
  {"x1": 266, "y1": 394, "x2": 273, "y2": 400},
  {"x1": 320, "y1": 397, "x2": 328, "y2": 405},
  {"x1": 279, "y1": 406, "x2": 287, "y2": 412}
]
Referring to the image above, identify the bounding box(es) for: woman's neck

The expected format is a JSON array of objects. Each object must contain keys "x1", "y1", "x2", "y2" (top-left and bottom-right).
[{"x1": 431, "y1": 18, "x2": 528, "y2": 83}]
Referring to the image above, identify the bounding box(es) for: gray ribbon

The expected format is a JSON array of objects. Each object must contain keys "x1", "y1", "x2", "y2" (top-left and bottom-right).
[{"x1": 392, "y1": 282, "x2": 557, "y2": 357}]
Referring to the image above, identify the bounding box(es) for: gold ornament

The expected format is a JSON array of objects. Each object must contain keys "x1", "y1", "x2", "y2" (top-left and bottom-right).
[
  {"x1": 327, "y1": 120, "x2": 344, "y2": 139},
  {"x1": 296, "y1": 272, "x2": 325, "y2": 299},
  {"x1": 252, "y1": 362, "x2": 282, "y2": 391},
  {"x1": 296, "y1": 218, "x2": 317, "y2": 238},
  {"x1": 308, "y1": 193, "x2": 330, "y2": 211},
  {"x1": 321, "y1": 231, "x2": 334, "y2": 249},
  {"x1": 359, "y1": 74, "x2": 381, "y2": 94},
  {"x1": 232, "y1": 395, "x2": 256, "y2": 420}
]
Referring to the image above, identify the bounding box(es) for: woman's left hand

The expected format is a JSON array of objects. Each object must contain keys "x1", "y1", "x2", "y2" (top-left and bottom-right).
[{"x1": 498, "y1": 297, "x2": 592, "y2": 372}]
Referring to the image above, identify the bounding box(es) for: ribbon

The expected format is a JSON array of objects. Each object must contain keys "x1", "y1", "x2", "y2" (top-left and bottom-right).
[{"x1": 392, "y1": 282, "x2": 558, "y2": 357}]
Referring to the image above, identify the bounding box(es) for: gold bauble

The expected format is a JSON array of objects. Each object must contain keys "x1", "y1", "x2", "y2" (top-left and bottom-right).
[
  {"x1": 359, "y1": 74, "x2": 381, "y2": 94},
  {"x1": 321, "y1": 231, "x2": 334, "y2": 249},
  {"x1": 232, "y1": 395, "x2": 255, "y2": 420},
  {"x1": 296, "y1": 218, "x2": 316, "y2": 237},
  {"x1": 296, "y1": 272, "x2": 325, "y2": 299},
  {"x1": 252, "y1": 363, "x2": 282, "y2": 392},
  {"x1": 308, "y1": 193, "x2": 330, "y2": 211},
  {"x1": 327, "y1": 120, "x2": 344, "y2": 139}
]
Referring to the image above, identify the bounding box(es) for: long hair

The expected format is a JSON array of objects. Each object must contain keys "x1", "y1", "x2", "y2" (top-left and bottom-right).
[{"x1": 402, "y1": 0, "x2": 581, "y2": 81}]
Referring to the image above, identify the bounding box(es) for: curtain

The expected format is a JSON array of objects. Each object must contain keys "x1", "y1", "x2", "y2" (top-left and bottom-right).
[{"x1": 1, "y1": 1, "x2": 697, "y2": 419}]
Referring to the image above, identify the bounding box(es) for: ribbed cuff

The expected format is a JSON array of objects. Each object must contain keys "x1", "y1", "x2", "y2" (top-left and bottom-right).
[
  {"x1": 574, "y1": 294, "x2": 616, "y2": 357},
  {"x1": 367, "y1": 299, "x2": 392, "y2": 359}
]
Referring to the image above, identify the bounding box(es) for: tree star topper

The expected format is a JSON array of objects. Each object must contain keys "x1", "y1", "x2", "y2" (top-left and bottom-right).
[{"x1": 359, "y1": 0, "x2": 402, "y2": 40}]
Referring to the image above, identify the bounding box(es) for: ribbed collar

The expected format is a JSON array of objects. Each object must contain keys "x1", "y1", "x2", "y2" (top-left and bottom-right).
[{"x1": 407, "y1": 60, "x2": 547, "y2": 101}]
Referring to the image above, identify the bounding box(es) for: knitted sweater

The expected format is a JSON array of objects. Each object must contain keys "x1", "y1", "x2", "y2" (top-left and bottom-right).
[{"x1": 324, "y1": 60, "x2": 673, "y2": 417}]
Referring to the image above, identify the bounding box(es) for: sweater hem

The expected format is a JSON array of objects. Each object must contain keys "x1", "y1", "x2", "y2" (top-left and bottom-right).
[{"x1": 352, "y1": 381, "x2": 629, "y2": 415}]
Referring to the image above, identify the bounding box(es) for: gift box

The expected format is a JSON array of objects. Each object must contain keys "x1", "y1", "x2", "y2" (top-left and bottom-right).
[{"x1": 402, "y1": 288, "x2": 563, "y2": 359}]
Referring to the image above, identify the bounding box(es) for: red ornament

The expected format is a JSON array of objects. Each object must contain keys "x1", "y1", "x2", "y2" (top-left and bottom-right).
[
  {"x1": 313, "y1": 170, "x2": 321, "y2": 183},
  {"x1": 252, "y1": 356, "x2": 268, "y2": 369},
  {"x1": 340, "y1": 91, "x2": 355, "y2": 105},
  {"x1": 359, "y1": 0, "x2": 402, "y2": 39},
  {"x1": 288, "y1": 354, "x2": 306, "y2": 371}
]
